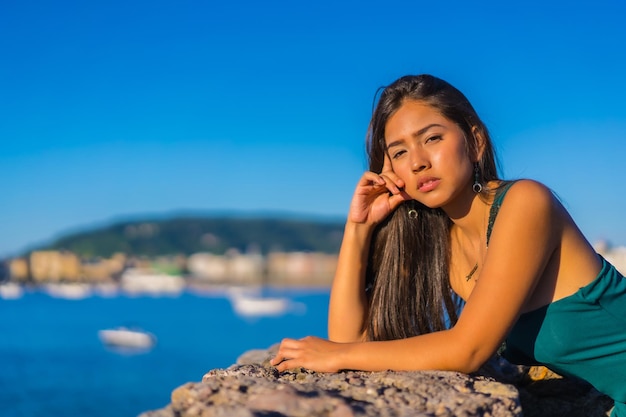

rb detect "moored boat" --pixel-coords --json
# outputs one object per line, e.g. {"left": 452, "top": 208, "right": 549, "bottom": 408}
{"left": 0, "top": 282, "right": 23, "bottom": 299}
{"left": 227, "top": 289, "right": 290, "bottom": 317}
{"left": 98, "top": 327, "right": 157, "bottom": 349}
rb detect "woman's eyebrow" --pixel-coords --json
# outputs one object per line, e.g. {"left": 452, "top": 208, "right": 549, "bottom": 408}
{"left": 386, "top": 123, "right": 445, "bottom": 149}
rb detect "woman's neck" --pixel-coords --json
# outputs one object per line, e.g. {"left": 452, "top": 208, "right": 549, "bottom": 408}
{"left": 444, "top": 181, "right": 498, "bottom": 243}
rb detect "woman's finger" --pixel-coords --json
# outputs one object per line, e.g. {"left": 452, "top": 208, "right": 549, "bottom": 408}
{"left": 359, "top": 171, "right": 385, "bottom": 188}
{"left": 270, "top": 338, "right": 299, "bottom": 365}
{"left": 389, "top": 190, "right": 412, "bottom": 209}
{"left": 378, "top": 174, "right": 402, "bottom": 195}
{"left": 275, "top": 358, "right": 299, "bottom": 372}
{"left": 381, "top": 153, "right": 405, "bottom": 190}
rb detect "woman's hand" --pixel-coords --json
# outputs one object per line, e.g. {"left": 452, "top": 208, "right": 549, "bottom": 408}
{"left": 270, "top": 336, "right": 349, "bottom": 373}
{"left": 348, "top": 155, "right": 411, "bottom": 225}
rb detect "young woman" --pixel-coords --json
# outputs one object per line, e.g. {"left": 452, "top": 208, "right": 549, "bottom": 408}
{"left": 270, "top": 74, "right": 626, "bottom": 416}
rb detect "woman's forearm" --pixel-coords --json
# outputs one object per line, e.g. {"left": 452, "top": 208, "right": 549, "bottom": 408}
{"left": 337, "top": 329, "right": 479, "bottom": 374}
{"left": 327, "top": 221, "right": 374, "bottom": 342}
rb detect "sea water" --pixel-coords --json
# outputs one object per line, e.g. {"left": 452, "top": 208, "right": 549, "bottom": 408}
{"left": 0, "top": 286, "right": 330, "bottom": 417}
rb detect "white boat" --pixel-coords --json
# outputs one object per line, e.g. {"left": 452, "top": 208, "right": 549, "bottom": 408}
{"left": 98, "top": 327, "right": 156, "bottom": 349}
{"left": 228, "top": 290, "right": 290, "bottom": 318}
{"left": 0, "top": 282, "right": 23, "bottom": 299}
{"left": 44, "top": 283, "right": 92, "bottom": 299}
{"left": 120, "top": 269, "right": 185, "bottom": 296}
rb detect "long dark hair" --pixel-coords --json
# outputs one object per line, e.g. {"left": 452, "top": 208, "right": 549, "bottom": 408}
{"left": 364, "top": 74, "right": 500, "bottom": 341}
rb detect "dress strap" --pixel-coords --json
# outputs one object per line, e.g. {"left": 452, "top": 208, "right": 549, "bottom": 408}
{"left": 486, "top": 181, "right": 516, "bottom": 245}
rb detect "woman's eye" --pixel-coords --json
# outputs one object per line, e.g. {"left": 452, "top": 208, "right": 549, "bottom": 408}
{"left": 392, "top": 150, "right": 406, "bottom": 159}
{"left": 426, "top": 135, "right": 442, "bottom": 143}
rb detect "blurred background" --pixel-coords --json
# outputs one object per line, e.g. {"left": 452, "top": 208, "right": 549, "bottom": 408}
{"left": 2, "top": 0, "right": 626, "bottom": 257}
{"left": 1, "top": 1, "right": 625, "bottom": 416}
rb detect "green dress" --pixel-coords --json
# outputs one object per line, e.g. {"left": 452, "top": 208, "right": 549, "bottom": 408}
{"left": 489, "top": 182, "right": 626, "bottom": 416}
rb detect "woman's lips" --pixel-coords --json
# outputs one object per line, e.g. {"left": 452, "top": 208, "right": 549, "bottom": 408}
{"left": 418, "top": 178, "right": 440, "bottom": 192}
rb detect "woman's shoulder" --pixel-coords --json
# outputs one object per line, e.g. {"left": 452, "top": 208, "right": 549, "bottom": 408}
{"left": 500, "top": 179, "right": 555, "bottom": 200}
{"left": 497, "top": 179, "right": 558, "bottom": 216}
{"left": 486, "top": 179, "right": 564, "bottom": 258}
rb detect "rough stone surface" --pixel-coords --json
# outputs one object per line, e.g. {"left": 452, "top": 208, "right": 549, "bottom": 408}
{"left": 140, "top": 345, "right": 613, "bottom": 417}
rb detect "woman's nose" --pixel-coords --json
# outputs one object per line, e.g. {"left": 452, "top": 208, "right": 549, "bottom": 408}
{"left": 411, "top": 150, "right": 429, "bottom": 172}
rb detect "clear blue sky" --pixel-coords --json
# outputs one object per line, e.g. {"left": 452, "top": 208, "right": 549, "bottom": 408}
{"left": 2, "top": 0, "right": 626, "bottom": 257}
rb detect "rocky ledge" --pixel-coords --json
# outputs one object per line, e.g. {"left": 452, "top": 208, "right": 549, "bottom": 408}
{"left": 141, "top": 345, "right": 613, "bottom": 417}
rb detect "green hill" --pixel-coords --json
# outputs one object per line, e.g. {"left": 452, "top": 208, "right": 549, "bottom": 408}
{"left": 43, "top": 216, "right": 345, "bottom": 258}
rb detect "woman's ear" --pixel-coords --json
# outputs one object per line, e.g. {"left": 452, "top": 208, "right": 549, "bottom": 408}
{"left": 471, "top": 126, "right": 486, "bottom": 162}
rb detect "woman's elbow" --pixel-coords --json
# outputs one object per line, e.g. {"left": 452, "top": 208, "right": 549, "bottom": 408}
{"left": 448, "top": 335, "right": 494, "bottom": 373}
{"left": 459, "top": 352, "right": 488, "bottom": 374}
{"left": 445, "top": 352, "right": 485, "bottom": 374}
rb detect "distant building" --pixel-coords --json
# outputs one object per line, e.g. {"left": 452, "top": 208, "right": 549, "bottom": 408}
{"left": 8, "top": 258, "right": 29, "bottom": 282}
{"left": 188, "top": 253, "right": 229, "bottom": 281}
{"left": 30, "top": 251, "right": 81, "bottom": 283}
{"left": 3, "top": 244, "right": 341, "bottom": 286}
{"left": 228, "top": 251, "right": 265, "bottom": 284}
{"left": 187, "top": 250, "right": 264, "bottom": 284}
{"left": 267, "top": 252, "right": 337, "bottom": 286}
{"left": 81, "top": 253, "right": 126, "bottom": 282}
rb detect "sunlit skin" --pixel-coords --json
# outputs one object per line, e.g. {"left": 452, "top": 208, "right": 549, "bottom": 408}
{"left": 270, "top": 99, "right": 602, "bottom": 374}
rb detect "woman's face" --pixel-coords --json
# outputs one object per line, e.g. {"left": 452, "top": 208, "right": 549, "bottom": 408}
{"left": 384, "top": 99, "right": 474, "bottom": 209}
